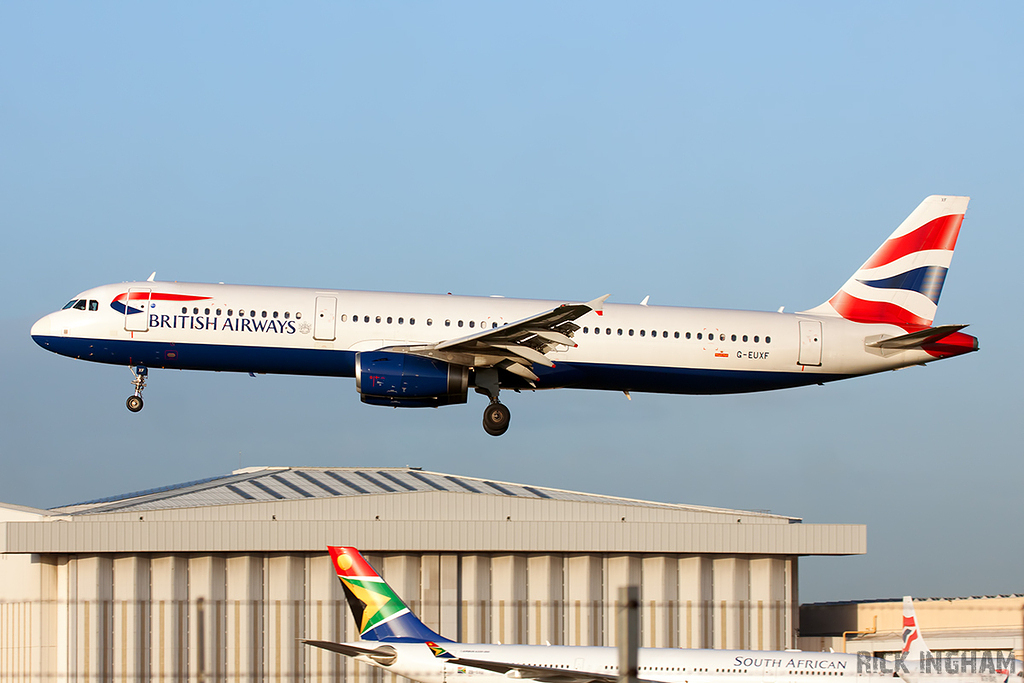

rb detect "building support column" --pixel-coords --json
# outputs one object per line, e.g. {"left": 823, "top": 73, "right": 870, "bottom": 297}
{"left": 527, "top": 555, "right": 563, "bottom": 645}
{"left": 491, "top": 555, "right": 527, "bottom": 645}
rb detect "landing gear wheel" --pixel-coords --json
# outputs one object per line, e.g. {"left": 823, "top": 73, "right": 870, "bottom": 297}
{"left": 482, "top": 402, "right": 511, "bottom": 436}
{"left": 127, "top": 365, "right": 148, "bottom": 413}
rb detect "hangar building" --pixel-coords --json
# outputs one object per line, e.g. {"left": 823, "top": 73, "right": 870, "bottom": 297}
{"left": 0, "top": 466, "right": 866, "bottom": 682}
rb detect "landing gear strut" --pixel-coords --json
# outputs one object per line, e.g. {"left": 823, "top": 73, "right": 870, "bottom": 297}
{"left": 126, "top": 365, "right": 148, "bottom": 412}
{"left": 475, "top": 368, "right": 510, "bottom": 436}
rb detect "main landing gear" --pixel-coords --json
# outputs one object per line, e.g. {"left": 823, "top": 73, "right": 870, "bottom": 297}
{"left": 475, "top": 368, "right": 511, "bottom": 436}
{"left": 126, "top": 365, "right": 148, "bottom": 412}
{"left": 482, "top": 400, "right": 511, "bottom": 437}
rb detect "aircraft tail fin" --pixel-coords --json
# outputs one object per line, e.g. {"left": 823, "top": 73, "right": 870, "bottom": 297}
{"left": 804, "top": 196, "right": 969, "bottom": 329}
{"left": 901, "top": 596, "right": 931, "bottom": 662}
{"left": 328, "top": 546, "right": 450, "bottom": 643}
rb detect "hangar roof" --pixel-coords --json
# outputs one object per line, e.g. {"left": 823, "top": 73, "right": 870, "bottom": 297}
{"left": 1, "top": 467, "right": 866, "bottom": 557}
{"left": 49, "top": 466, "right": 796, "bottom": 519}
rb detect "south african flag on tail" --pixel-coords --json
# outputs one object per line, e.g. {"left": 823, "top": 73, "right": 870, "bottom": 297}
{"left": 328, "top": 546, "right": 450, "bottom": 643}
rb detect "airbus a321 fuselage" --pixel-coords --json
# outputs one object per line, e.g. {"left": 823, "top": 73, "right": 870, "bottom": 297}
{"left": 31, "top": 196, "right": 978, "bottom": 435}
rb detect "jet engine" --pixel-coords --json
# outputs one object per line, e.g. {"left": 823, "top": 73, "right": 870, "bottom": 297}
{"left": 355, "top": 352, "right": 469, "bottom": 408}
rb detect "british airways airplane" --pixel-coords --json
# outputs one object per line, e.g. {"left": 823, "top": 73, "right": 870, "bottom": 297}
{"left": 30, "top": 195, "right": 977, "bottom": 436}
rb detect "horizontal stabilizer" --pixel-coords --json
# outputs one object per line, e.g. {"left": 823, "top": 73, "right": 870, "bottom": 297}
{"left": 301, "top": 641, "right": 397, "bottom": 665}
{"left": 866, "top": 324, "right": 969, "bottom": 349}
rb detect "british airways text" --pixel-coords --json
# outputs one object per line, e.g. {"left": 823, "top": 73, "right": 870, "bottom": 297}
{"left": 148, "top": 314, "right": 297, "bottom": 334}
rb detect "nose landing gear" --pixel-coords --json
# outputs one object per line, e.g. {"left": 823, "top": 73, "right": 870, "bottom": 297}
{"left": 126, "top": 365, "right": 148, "bottom": 412}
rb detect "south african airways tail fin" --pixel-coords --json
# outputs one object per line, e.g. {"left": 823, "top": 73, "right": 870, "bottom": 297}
{"left": 328, "top": 546, "right": 450, "bottom": 643}
{"left": 804, "top": 195, "right": 969, "bottom": 330}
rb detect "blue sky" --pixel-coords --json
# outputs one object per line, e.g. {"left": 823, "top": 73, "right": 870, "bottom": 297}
{"left": 2, "top": 2, "right": 1021, "bottom": 602}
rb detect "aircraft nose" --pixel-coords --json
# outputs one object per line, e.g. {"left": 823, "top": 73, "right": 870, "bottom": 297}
{"left": 30, "top": 314, "right": 52, "bottom": 342}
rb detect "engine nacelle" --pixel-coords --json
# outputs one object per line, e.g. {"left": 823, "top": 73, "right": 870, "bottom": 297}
{"left": 355, "top": 352, "right": 469, "bottom": 408}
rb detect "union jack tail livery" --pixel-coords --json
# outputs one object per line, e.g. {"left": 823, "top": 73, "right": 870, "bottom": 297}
{"left": 807, "top": 195, "right": 968, "bottom": 330}
{"left": 328, "top": 546, "right": 449, "bottom": 643}
{"left": 901, "top": 595, "right": 931, "bottom": 661}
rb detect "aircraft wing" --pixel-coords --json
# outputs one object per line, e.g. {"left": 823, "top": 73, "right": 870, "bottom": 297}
{"left": 444, "top": 656, "right": 646, "bottom": 683}
{"left": 385, "top": 294, "right": 610, "bottom": 384}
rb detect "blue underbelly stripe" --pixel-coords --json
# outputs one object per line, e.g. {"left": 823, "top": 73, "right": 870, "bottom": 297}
{"left": 31, "top": 336, "right": 850, "bottom": 395}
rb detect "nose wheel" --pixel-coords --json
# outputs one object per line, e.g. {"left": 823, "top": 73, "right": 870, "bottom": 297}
{"left": 127, "top": 365, "right": 148, "bottom": 413}
{"left": 482, "top": 400, "right": 511, "bottom": 436}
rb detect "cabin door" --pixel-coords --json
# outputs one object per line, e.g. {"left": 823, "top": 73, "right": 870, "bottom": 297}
{"left": 124, "top": 288, "right": 151, "bottom": 332}
{"left": 798, "top": 320, "right": 822, "bottom": 366}
{"left": 313, "top": 296, "right": 338, "bottom": 341}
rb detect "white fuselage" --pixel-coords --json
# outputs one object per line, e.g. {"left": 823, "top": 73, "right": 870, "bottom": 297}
{"left": 347, "top": 641, "right": 896, "bottom": 683}
{"left": 31, "top": 280, "right": 946, "bottom": 396}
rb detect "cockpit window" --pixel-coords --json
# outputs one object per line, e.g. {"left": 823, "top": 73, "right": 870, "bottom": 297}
{"left": 62, "top": 300, "right": 78, "bottom": 310}
{"left": 88, "top": 300, "right": 98, "bottom": 311}
{"left": 73, "top": 300, "right": 87, "bottom": 310}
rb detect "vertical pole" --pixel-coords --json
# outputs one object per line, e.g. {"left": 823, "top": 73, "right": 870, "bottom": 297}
{"left": 618, "top": 586, "right": 639, "bottom": 683}
{"left": 197, "top": 597, "right": 206, "bottom": 683}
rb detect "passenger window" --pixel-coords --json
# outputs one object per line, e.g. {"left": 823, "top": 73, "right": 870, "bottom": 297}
{"left": 639, "top": 330, "right": 645, "bottom": 337}
{"left": 628, "top": 329, "right": 634, "bottom": 336}
{"left": 766, "top": 336, "right": 771, "bottom": 343}
{"left": 182, "top": 307, "right": 188, "bottom": 314}
{"left": 250, "top": 310, "right": 256, "bottom": 317}
{"left": 341, "top": 314, "right": 348, "bottom": 322}
{"left": 398, "top": 317, "right": 404, "bottom": 324}
{"left": 663, "top": 331, "right": 668, "bottom": 338}
{"left": 363, "top": 315, "right": 368, "bottom": 322}
{"left": 605, "top": 328, "right": 611, "bottom": 335}
{"left": 445, "top": 320, "right": 451, "bottom": 327}
{"left": 731, "top": 334, "right": 736, "bottom": 341}
{"left": 469, "top": 321, "right": 475, "bottom": 328}
{"left": 74, "top": 300, "right": 87, "bottom": 310}
{"left": 89, "top": 300, "right": 99, "bottom": 311}
{"left": 617, "top": 329, "right": 623, "bottom": 336}
{"left": 284, "top": 311, "right": 290, "bottom": 319}
{"left": 427, "top": 319, "right": 432, "bottom": 326}
{"left": 754, "top": 336, "right": 759, "bottom": 343}
{"left": 697, "top": 333, "right": 702, "bottom": 340}
{"left": 216, "top": 309, "right": 222, "bottom": 316}
{"left": 376, "top": 316, "right": 381, "bottom": 323}
{"left": 296, "top": 312, "right": 302, "bottom": 319}
{"left": 205, "top": 308, "right": 211, "bottom": 315}
{"left": 719, "top": 334, "right": 725, "bottom": 341}
{"left": 262, "top": 311, "right": 268, "bottom": 318}
{"left": 458, "top": 320, "right": 464, "bottom": 327}
{"left": 583, "top": 327, "right": 589, "bottom": 334}
{"left": 742, "top": 335, "right": 748, "bottom": 342}
{"left": 193, "top": 307, "right": 199, "bottom": 314}
{"left": 387, "top": 316, "right": 393, "bottom": 324}
{"left": 410, "top": 318, "right": 415, "bottom": 325}
{"left": 228, "top": 309, "right": 234, "bottom": 316}
{"left": 492, "top": 322, "right": 497, "bottom": 328}
{"left": 273, "top": 311, "right": 278, "bottom": 319}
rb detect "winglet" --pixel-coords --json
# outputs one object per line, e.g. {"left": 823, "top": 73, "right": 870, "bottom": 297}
{"left": 586, "top": 294, "right": 611, "bottom": 317}
{"left": 147, "top": 272, "right": 156, "bottom": 282}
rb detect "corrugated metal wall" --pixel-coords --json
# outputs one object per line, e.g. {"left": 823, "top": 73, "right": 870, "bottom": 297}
{"left": 0, "top": 550, "right": 797, "bottom": 682}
